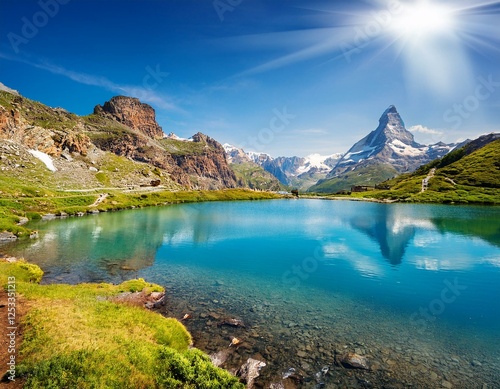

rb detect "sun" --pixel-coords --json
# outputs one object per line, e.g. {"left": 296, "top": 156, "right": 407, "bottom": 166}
{"left": 390, "top": 0, "right": 456, "bottom": 42}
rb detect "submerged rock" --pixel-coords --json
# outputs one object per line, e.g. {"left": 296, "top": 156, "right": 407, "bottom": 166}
{"left": 210, "top": 349, "right": 232, "bottom": 367}
{"left": 336, "top": 352, "right": 370, "bottom": 370}
{"left": 218, "top": 317, "right": 246, "bottom": 328}
{"left": 230, "top": 337, "right": 243, "bottom": 347}
{"left": 237, "top": 358, "right": 266, "bottom": 389}
{"left": 180, "top": 313, "right": 192, "bottom": 321}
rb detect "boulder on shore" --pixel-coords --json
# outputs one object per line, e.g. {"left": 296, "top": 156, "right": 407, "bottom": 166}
{"left": 0, "top": 231, "right": 17, "bottom": 242}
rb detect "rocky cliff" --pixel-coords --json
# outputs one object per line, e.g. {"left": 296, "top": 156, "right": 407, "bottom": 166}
{"left": 93, "top": 96, "right": 164, "bottom": 139}
{"left": 89, "top": 98, "right": 237, "bottom": 189}
{"left": 170, "top": 133, "right": 237, "bottom": 189}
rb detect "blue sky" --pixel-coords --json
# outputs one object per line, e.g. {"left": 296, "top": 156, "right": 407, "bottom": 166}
{"left": 1, "top": 0, "right": 499, "bottom": 156}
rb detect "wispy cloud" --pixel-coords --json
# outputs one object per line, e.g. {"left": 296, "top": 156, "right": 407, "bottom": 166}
{"left": 408, "top": 124, "right": 445, "bottom": 144}
{"left": 0, "top": 51, "right": 183, "bottom": 113}
{"left": 408, "top": 125, "right": 443, "bottom": 136}
{"left": 292, "top": 128, "right": 329, "bottom": 135}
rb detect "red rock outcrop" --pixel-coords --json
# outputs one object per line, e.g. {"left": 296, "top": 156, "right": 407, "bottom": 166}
{"left": 93, "top": 97, "right": 238, "bottom": 189}
{"left": 93, "top": 96, "right": 164, "bottom": 139}
{"left": 172, "top": 133, "right": 237, "bottom": 189}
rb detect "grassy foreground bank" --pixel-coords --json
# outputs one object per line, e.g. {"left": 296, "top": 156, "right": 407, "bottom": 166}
{"left": 0, "top": 188, "right": 281, "bottom": 237}
{"left": 0, "top": 259, "right": 244, "bottom": 388}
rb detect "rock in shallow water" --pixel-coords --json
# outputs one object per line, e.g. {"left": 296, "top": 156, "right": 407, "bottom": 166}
{"left": 337, "top": 352, "right": 370, "bottom": 370}
{"left": 218, "top": 317, "right": 246, "bottom": 328}
{"left": 237, "top": 358, "right": 266, "bottom": 388}
{"left": 210, "top": 349, "right": 231, "bottom": 367}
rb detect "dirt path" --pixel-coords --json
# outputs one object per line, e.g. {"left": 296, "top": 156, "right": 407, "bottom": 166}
{"left": 421, "top": 168, "right": 436, "bottom": 192}
{"left": 88, "top": 193, "right": 108, "bottom": 208}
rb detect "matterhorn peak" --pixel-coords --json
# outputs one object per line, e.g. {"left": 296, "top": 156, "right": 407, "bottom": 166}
{"left": 383, "top": 105, "right": 398, "bottom": 114}
{"left": 377, "top": 105, "right": 405, "bottom": 132}
{"left": 370, "top": 105, "right": 414, "bottom": 146}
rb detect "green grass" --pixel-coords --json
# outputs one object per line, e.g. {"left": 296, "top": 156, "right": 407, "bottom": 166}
{"left": 1, "top": 260, "right": 243, "bottom": 388}
{"left": 0, "top": 90, "right": 16, "bottom": 110}
{"left": 308, "top": 163, "right": 398, "bottom": 193}
{"left": 438, "top": 140, "right": 500, "bottom": 188}
{"left": 230, "top": 162, "right": 283, "bottom": 191}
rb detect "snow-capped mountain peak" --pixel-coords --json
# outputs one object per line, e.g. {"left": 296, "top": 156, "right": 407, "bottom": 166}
{"left": 326, "top": 105, "right": 458, "bottom": 179}
{"left": 164, "top": 132, "right": 193, "bottom": 142}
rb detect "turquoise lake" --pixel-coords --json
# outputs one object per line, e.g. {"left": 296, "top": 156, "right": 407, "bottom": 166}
{"left": 5, "top": 199, "right": 500, "bottom": 387}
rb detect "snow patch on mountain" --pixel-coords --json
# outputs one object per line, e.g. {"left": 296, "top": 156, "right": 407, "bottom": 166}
{"left": 389, "top": 139, "right": 427, "bottom": 157}
{"left": 223, "top": 143, "right": 239, "bottom": 153}
{"left": 29, "top": 149, "right": 57, "bottom": 172}
{"left": 296, "top": 154, "right": 335, "bottom": 175}
{"left": 341, "top": 146, "right": 376, "bottom": 164}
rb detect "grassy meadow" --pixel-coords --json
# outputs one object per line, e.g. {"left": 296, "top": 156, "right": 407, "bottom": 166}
{"left": 0, "top": 260, "right": 244, "bottom": 388}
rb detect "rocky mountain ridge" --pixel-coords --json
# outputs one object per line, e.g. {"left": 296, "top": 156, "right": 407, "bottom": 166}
{"left": 0, "top": 89, "right": 237, "bottom": 190}
{"left": 329, "top": 106, "right": 456, "bottom": 176}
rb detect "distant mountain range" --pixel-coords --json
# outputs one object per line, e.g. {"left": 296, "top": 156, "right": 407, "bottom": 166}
{"left": 224, "top": 144, "right": 342, "bottom": 190}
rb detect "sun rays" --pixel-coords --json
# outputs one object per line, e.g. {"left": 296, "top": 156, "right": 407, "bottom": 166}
{"left": 232, "top": 0, "right": 500, "bottom": 99}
